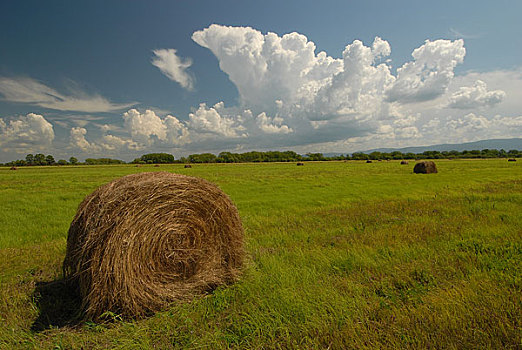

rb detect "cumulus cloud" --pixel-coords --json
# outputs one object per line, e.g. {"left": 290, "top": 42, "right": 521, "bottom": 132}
{"left": 385, "top": 39, "right": 466, "bottom": 103}
{"left": 255, "top": 112, "right": 293, "bottom": 134}
{"left": 152, "top": 49, "right": 195, "bottom": 90}
{"left": 69, "top": 127, "right": 142, "bottom": 154}
{"left": 448, "top": 80, "right": 505, "bottom": 109}
{"left": 0, "top": 113, "right": 54, "bottom": 152}
{"left": 192, "top": 25, "right": 343, "bottom": 111}
{"left": 191, "top": 25, "right": 469, "bottom": 149}
{"left": 0, "top": 77, "right": 137, "bottom": 112}
{"left": 123, "top": 109, "right": 167, "bottom": 144}
{"left": 188, "top": 102, "right": 247, "bottom": 137}
{"left": 100, "top": 134, "right": 141, "bottom": 151}
{"left": 70, "top": 127, "right": 101, "bottom": 152}
{"left": 122, "top": 109, "right": 190, "bottom": 146}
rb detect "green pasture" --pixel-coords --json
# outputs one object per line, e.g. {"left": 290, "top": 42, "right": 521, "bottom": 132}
{"left": 0, "top": 159, "right": 520, "bottom": 349}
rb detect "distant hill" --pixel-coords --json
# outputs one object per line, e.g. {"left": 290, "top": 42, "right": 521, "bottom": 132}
{"left": 360, "top": 138, "right": 522, "bottom": 154}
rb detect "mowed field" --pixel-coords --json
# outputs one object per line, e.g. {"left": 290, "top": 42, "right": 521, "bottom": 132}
{"left": 0, "top": 159, "right": 520, "bottom": 349}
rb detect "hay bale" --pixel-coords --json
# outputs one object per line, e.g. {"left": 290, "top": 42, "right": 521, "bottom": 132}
{"left": 508, "top": 158, "right": 516, "bottom": 162}
{"left": 296, "top": 162, "right": 304, "bottom": 166}
{"left": 413, "top": 161, "right": 438, "bottom": 174}
{"left": 366, "top": 160, "right": 372, "bottom": 163}
{"left": 9, "top": 166, "right": 17, "bottom": 170}
{"left": 63, "top": 172, "right": 244, "bottom": 320}
{"left": 184, "top": 164, "right": 192, "bottom": 168}
{"left": 400, "top": 161, "right": 409, "bottom": 165}
{"left": 154, "top": 164, "right": 160, "bottom": 167}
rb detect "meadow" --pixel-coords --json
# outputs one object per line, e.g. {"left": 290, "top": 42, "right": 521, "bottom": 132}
{"left": 0, "top": 159, "right": 520, "bottom": 349}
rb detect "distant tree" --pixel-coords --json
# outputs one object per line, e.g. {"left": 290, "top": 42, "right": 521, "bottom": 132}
{"left": 305, "top": 153, "right": 326, "bottom": 161}
{"left": 34, "top": 153, "right": 46, "bottom": 165}
{"left": 390, "top": 151, "right": 404, "bottom": 160}
{"left": 57, "top": 159, "right": 68, "bottom": 165}
{"left": 45, "top": 155, "right": 56, "bottom": 165}
{"left": 217, "top": 152, "right": 239, "bottom": 163}
{"left": 368, "top": 152, "right": 382, "bottom": 160}
{"left": 85, "top": 158, "right": 125, "bottom": 165}
{"left": 188, "top": 153, "right": 217, "bottom": 163}
{"left": 69, "top": 156, "right": 78, "bottom": 165}
{"left": 25, "top": 154, "right": 34, "bottom": 165}
{"left": 138, "top": 153, "right": 175, "bottom": 164}
{"left": 351, "top": 152, "right": 369, "bottom": 160}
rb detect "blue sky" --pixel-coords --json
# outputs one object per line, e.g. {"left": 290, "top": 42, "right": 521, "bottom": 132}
{"left": 1, "top": 0, "right": 521, "bottom": 161}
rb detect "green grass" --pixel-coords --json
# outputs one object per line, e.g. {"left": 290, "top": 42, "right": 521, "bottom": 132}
{"left": 0, "top": 159, "right": 520, "bottom": 349}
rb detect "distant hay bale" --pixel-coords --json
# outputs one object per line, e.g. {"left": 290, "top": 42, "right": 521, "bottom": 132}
{"left": 63, "top": 172, "right": 244, "bottom": 320}
{"left": 400, "top": 161, "right": 409, "bottom": 165}
{"left": 413, "top": 161, "right": 438, "bottom": 174}
{"left": 508, "top": 158, "right": 516, "bottom": 162}
{"left": 9, "top": 166, "right": 17, "bottom": 170}
{"left": 296, "top": 162, "right": 304, "bottom": 166}
{"left": 154, "top": 164, "right": 160, "bottom": 167}
{"left": 366, "top": 160, "right": 372, "bottom": 163}
{"left": 135, "top": 164, "right": 141, "bottom": 167}
{"left": 184, "top": 164, "right": 192, "bottom": 168}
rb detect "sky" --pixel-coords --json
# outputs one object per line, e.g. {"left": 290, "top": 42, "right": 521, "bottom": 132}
{"left": 1, "top": 0, "right": 521, "bottom": 162}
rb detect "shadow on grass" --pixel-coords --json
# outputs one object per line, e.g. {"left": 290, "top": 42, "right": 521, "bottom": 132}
{"left": 31, "top": 279, "right": 83, "bottom": 332}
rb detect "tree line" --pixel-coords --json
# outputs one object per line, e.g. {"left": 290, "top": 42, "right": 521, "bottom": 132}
{"left": 2, "top": 148, "right": 521, "bottom": 167}
{"left": 2, "top": 154, "right": 125, "bottom": 167}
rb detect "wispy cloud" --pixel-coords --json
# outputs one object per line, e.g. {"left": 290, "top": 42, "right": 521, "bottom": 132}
{"left": 152, "top": 49, "right": 195, "bottom": 90}
{"left": 449, "top": 28, "right": 480, "bottom": 40}
{"left": 0, "top": 77, "right": 137, "bottom": 113}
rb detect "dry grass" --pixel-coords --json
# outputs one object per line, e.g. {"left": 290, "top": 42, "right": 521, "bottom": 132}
{"left": 63, "top": 172, "right": 244, "bottom": 320}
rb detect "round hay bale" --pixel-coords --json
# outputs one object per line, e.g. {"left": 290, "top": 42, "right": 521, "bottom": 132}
{"left": 63, "top": 172, "right": 244, "bottom": 320}
{"left": 184, "top": 164, "right": 192, "bottom": 168}
{"left": 154, "top": 164, "right": 160, "bottom": 167}
{"left": 413, "top": 161, "right": 438, "bottom": 174}
{"left": 508, "top": 158, "right": 516, "bottom": 162}
{"left": 9, "top": 166, "right": 17, "bottom": 170}
{"left": 366, "top": 160, "right": 372, "bottom": 163}
{"left": 400, "top": 161, "right": 409, "bottom": 165}
{"left": 296, "top": 162, "right": 304, "bottom": 166}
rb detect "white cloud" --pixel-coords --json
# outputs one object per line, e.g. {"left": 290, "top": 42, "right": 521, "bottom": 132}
{"left": 123, "top": 109, "right": 167, "bottom": 144}
{"left": 188, "top": 102, "right": 246, "bottom": 137}
{"left": 0, "top": 113, "right": 54, "bottom": 153}
{"left": 152, "top": 49, "right": 194, "bottom": 90}
{"left": 122, "top": 108, "right": 191, "bottom": 146}
{"left": 100, "top": 134, "right": 141, "bottom": 151}
{"left": 255, "top": 112, "right": 292, "bottom": 134}
{"left": 0, "top": 77, "right": 137, "bottom": 112}
{"left": 311, "top": 37, "right": 395, "bottom": 121}
{"left": 69, "top": 127, "right": 142, "bottom": 154}
{"left": 191, "top": 25, "right": 471, "bottom": 149}
{"left": 164, "top": 115, "right": 191, "bottom": 145}
{"left": 192, "top": 24, "right": 344, "bottom": 110}
{"left": 69, "top": 127, "right": 101, "bottom": 153}
{"left": 448, "top": 80, "right": 505, "bottom": 109}
{"left": 385, "top": 39, "right": 466, "bottom": 103}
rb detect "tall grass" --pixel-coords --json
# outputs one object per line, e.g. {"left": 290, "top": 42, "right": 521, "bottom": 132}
{"left": 0, "top": 159, "right": 520, "bottom": 349}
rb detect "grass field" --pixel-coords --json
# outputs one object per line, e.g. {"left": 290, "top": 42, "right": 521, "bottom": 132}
{"left": 0, "top": 159, "right": 520, "bottom": 349}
